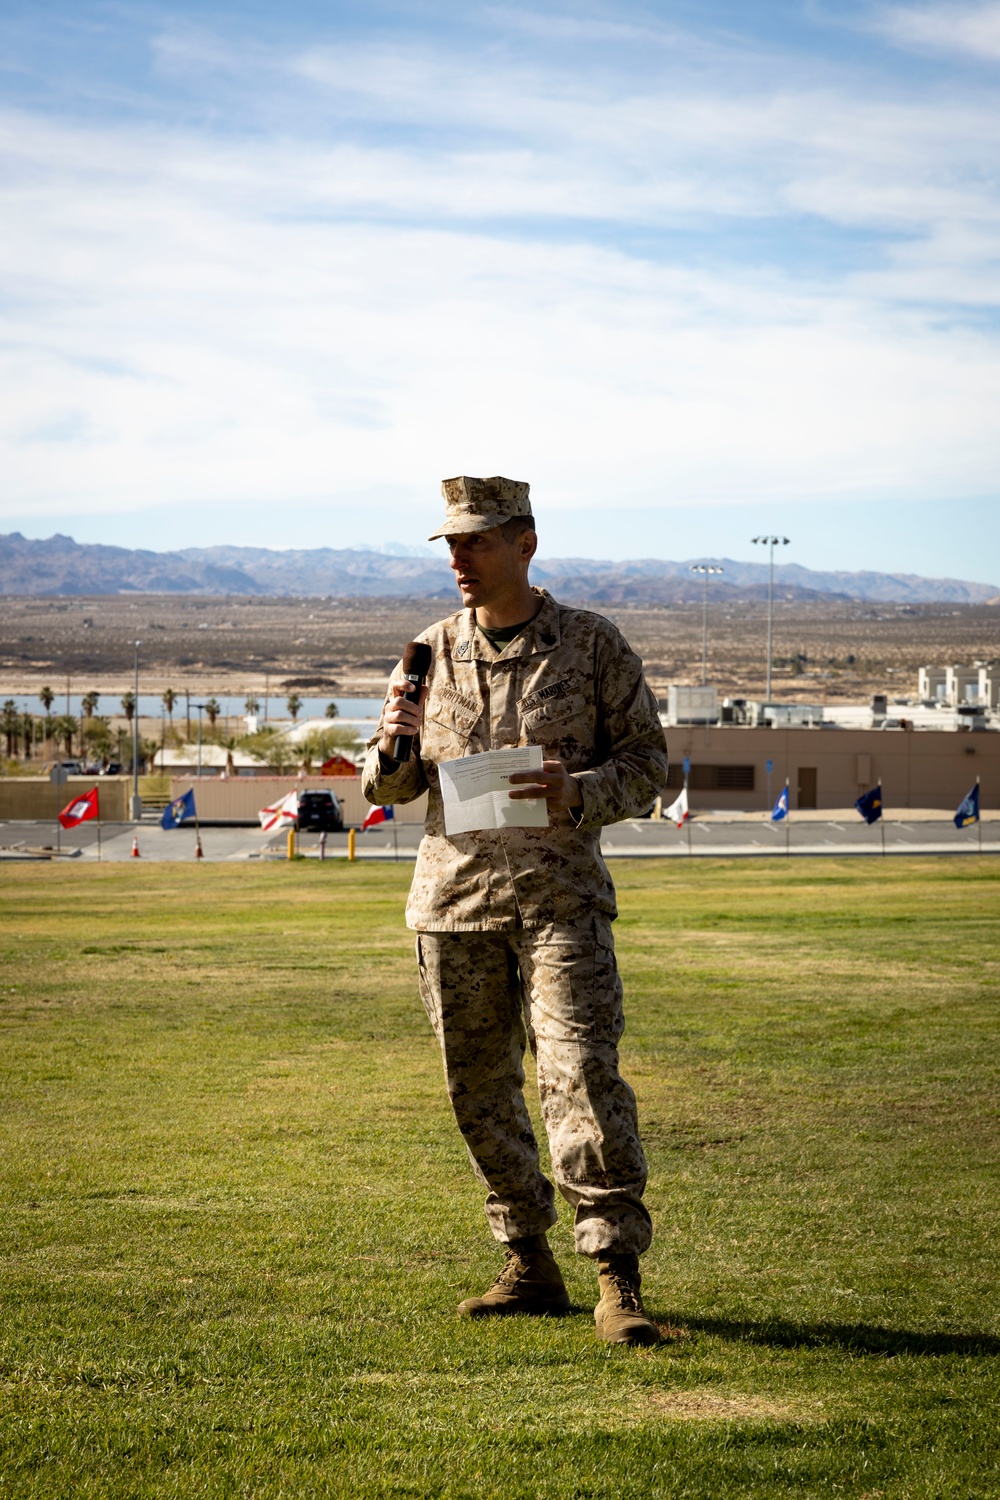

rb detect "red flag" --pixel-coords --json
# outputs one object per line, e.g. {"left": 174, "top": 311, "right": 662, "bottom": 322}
{"left": 59, "top": 787, "right": 100, "bottom": 829}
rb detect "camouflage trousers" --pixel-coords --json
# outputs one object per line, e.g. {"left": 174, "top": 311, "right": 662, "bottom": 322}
{"left": 415, "top": 917, "right": 652, "bottom": 1257}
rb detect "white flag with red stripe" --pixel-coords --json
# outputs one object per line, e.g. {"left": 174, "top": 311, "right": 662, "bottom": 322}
{"left": 258, "top": 790, "right": 299, "bottom": 832}
{"left": 664, "top": 786, "right": 689, "bottom": 826}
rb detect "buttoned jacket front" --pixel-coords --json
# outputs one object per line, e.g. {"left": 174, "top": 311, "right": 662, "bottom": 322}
{"left": 362, "top": 588, "right": 668, "bottom": 932}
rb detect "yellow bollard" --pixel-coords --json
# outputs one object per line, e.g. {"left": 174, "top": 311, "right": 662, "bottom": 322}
{"left": 287, "top": 827, "right": 296, "bottom": 861}
{"left": 348, "top": 827, "right": 356, "bottom": 862}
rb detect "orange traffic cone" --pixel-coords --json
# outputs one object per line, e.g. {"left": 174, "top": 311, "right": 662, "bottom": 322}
{"left": 131, "top": 836, "right": 140, "bottom": 858}
{"left": 195, "top": 838, "right": 203, "bottom": 860}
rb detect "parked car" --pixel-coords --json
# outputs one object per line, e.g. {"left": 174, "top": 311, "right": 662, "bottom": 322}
{"left": 296, "top": 790, "right": 344, "bottom": 832}
{"left": 101, "top": 762, "right": 123, "bottom": 775}
{"left": 60, "top": 759, "right": 84, "bottom": 776}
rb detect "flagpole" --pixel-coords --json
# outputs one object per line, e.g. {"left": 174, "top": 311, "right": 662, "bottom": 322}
{"left": 977, "top": 775, "right": 982, "bottom": 855}
{"left": 96, "top": 789, "right": 102, "bottom": 863}
{"left": 880, "top": 786, "right": 885, "bottom": 858}
{"left": 392, "top": 811, "right": 398, "bottom": 863}
{"left": 684, "top": 776, "right": 692, "bottom": 856}
{"left": 785, "top": 778, "right": 790, "bottom": 857}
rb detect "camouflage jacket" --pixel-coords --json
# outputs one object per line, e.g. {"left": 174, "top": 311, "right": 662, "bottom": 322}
{"left": 362, "top": 588, "right": 668, "bottom": 932}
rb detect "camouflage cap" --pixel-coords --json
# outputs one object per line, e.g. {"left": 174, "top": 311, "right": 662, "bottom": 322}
{"left": 428, "top": 475, "right": 532, "bottom": 541}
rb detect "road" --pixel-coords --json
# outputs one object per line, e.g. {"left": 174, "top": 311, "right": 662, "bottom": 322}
{"left": 1, "top": 815, "right": 994, "bottom": 861}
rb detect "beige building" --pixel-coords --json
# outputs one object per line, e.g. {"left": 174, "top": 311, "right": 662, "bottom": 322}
{"left": 174, "top": 729, "right": 995, "bottom": 820}
{"left": 663, "top": 726, "right": 996, "bottom": 812}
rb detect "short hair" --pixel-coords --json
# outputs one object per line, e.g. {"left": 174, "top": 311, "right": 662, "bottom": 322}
{"left": 499, "top": 515, "right": 535, "bottom": 544}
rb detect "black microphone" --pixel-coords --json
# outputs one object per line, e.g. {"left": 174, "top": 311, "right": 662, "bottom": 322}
{"left": 392, "top": 641, "right": 432, "bottom": 762}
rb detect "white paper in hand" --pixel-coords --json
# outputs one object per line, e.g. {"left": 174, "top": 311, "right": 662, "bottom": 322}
{"left": 438, "top": 746, "right": 549, "bottom": 835}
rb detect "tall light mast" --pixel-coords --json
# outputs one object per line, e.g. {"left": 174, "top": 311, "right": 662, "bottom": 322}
{"left": 689, "top": 565, "right": 724, "bottom": 686}
{"left": 750, "top": 537, "right": 790, "bottom": 702}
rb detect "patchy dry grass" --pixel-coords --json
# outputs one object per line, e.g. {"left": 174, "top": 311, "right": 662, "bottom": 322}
{"left": 1, "top": 859, "right": 998, "bottom": 1497}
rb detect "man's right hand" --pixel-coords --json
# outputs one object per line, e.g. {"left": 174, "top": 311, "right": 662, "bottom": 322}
{"left": 378, "top": 681, "right": 428, "bottom": 758}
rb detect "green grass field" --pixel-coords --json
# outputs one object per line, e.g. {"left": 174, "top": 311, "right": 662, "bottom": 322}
{"left": 2, "top": 859, "right": 998, "bottom": 1499}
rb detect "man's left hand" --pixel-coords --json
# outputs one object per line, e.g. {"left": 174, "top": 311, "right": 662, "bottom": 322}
{"left": 508, "top": 759, "right": 583, "bottom": 813}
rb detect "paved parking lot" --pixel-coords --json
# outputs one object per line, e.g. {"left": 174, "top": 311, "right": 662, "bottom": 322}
{"left": 2, "top": 813, "right": 994, "bottom": 861}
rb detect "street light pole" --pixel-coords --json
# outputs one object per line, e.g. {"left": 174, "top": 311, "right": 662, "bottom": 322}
{"left": 193, "top": 704, "right": 205, "bottom": 778}
{"left": 751, "top": 537, "right": 789, "bottom": 702}
{"left": 690, "top": 565, "right": 724, "bottom": 686}
{"left": 131, "top": 640, "right": 142, "bottom": 820}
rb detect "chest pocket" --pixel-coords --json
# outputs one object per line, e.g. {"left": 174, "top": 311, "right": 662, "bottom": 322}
{"left": 421, "top": 693, "right": 482, "bottom": 761}
{"left": 518, "top": 690, "right": 592, "bottom": 758}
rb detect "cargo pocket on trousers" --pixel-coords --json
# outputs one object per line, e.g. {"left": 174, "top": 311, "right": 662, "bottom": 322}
{"left": 593, "top": 925, "right": 625, "bottom": 1045}
{"left": 415, "top": 935, "right": 442, "bottom": 1041}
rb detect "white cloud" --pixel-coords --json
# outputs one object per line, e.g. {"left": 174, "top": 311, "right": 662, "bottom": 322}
{"left": 877, "top": 3, "right": 1000, "bottom": 61}
{"left": 2, "top": 15, "right": 1000, "bottom": 535}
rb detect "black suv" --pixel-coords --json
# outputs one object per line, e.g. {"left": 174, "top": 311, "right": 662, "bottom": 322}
{"left": 297, "top": 790, "right": 344, "bottom": 832}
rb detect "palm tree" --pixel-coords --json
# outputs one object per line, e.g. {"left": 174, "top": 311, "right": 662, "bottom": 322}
{"left": 1, "top": 700, "right": 19, "bottom": 757}
{"left": 39, "top": 685, "right": 55, "bottom": 728}
{"left": 219, "top": 735, "right": 239, "bottom": 776}
{"left": 83, "top": 716, "right": 112, "bottom": 763}
{"left": 21, "top": 712, "right": 35, "bottom": 759}
{"left": 52, "top": 715, "right": 78, "bottom": 757}
{"left": 287, "top": 692, "right": 302, "bottom": 722}
{"left": 325, "top": 701, "right": 339, "bottom": 719}
{"left": 205, "top": 697, "right": 221, "bottom": 729}
{"left": 120, "top": 692, "right": 136, "bottom": 770}
{"left": 81, "top": 690, "right": 100, "bottom": 722}
{"left": 245, "top": 693, "right": 259, "bottom": 717}
{"left": 162, "top": 687, "right": 177, "bottom": 731}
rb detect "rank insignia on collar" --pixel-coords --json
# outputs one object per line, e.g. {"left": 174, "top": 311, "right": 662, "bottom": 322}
{"left": 455, "top": 640, "right": 470, "bottom": 658}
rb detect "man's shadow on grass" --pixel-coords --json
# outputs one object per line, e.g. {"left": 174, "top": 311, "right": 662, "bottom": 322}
{"left": 675, "top": 1317, "right": 1000, "bottom": 1358}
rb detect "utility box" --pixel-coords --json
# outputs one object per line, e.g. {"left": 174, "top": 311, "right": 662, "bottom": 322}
{"left": 918, "top": 664, "right": 997, "bottom": 708}
{"left": 752, "top": 703, "right": 826, "bottom": 728}
{"left": 918, "top": 666, "right": 947, "bottom": 702}
{"left": 666, "top": 686, "right": 719, "bottom": 725}
{"left": 946, "top": 666, "right": 981, "bottom": 705}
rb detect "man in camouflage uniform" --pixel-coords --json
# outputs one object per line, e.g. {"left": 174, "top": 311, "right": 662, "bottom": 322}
{"left": 362, "top": 476, "right": 668, "bottom": 1346}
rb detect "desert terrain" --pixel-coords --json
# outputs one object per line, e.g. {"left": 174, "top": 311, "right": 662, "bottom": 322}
{"left": 1, "top": 592, "right": 996, "bottom": 708}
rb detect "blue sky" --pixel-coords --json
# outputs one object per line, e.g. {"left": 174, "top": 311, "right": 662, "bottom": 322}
{"left": 2, "top": 1, "right": 999, "bottom": 580}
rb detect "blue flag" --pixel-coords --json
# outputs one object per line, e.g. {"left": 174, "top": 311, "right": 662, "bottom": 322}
{"left": 771, "top": 784, "right": 789, "bottom": 822}
{"left": 161, "top": 788, "right": 196, "bottom": 829}
{"left": 856, "top": 785, "right": 883, "bottom": 824}
{"left": 954, "top": 783, "right": 980, "bottom": 828}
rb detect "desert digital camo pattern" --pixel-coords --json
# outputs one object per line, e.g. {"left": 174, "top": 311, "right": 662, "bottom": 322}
{"left": 362, "top": 588, "right": 669, "bottom": 932}
{"left": 427, "top": 474, "right": 533, "bottom": 539}
{"left": 416, "top": 917, "right": 653, "bottom": 1255}
{"left": 364, "top": 585, "right": 666, "bottom": 1254}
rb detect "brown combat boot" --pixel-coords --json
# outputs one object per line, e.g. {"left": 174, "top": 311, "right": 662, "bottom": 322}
{"left": 594, "top": 1252, "right": 663, "bottom": 1346}
{"left": 457, "top": 1234, "right": 570, "bottom": 1319}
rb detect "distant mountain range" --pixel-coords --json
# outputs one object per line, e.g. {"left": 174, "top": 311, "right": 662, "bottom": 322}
{"left": 1, "top": 531, "right": 997, "bottom": 605}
